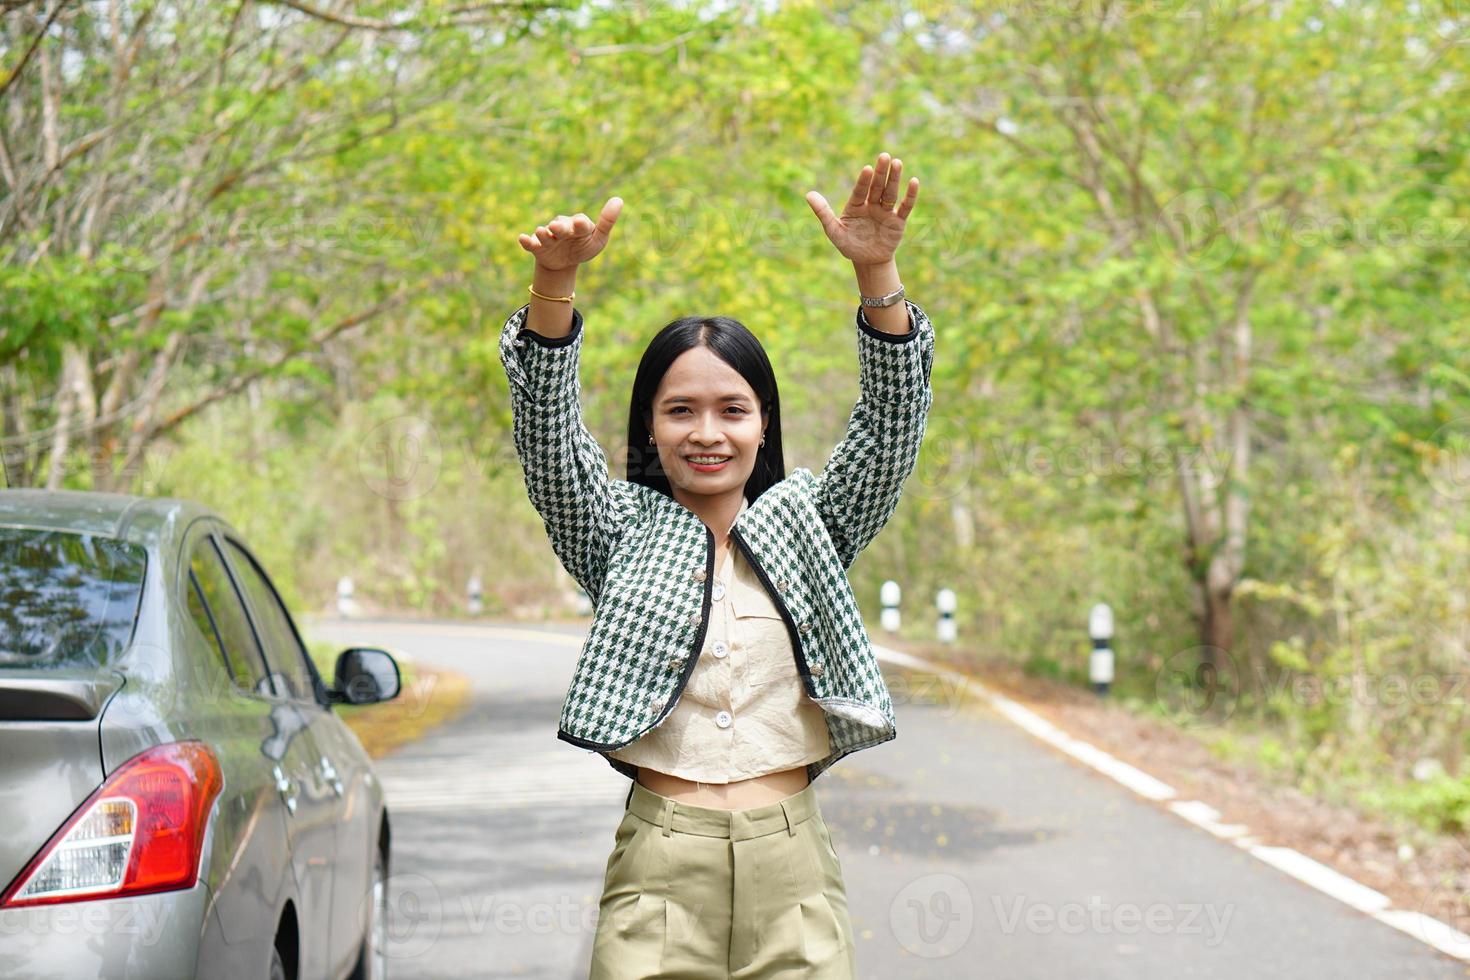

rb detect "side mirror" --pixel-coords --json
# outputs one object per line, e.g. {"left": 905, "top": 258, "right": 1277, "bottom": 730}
{"left": 330, "top": 647, "right": 401, "bottom": 705}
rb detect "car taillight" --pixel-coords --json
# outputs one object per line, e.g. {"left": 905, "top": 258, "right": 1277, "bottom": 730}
{"left": 0, "top": 741, "right": 223, "bottom": 908}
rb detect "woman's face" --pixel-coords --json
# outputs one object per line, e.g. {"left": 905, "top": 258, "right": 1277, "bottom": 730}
{"left": 649, "top": 345, "right": 766, "bottom": 503}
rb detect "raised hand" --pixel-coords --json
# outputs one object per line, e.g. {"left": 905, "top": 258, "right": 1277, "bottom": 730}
{"left": 804, "top": 152, "right": 919, "bottom": 267}
{"left": 518, "top": 196, "right": 624, "bottom": 271}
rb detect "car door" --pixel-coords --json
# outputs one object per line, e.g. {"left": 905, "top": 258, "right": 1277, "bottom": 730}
{"left": 218, "top": 534, "right": 365, "bottom": 980}
{"left": 214, "top": 533, "right": 341, "bottom": 980}
{"left": 179, "top": 523, "right": 300, "bottom": 961}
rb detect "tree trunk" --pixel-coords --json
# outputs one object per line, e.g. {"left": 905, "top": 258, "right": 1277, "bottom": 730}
{"left": 43, "top": 354, "right": 79, "bottom": 490}
{"left": 1199, "top": 582, "right": 1234, "bottom": 664}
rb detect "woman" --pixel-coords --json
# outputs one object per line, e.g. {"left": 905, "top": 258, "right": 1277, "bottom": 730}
{"left": 500, "top": 151, "right": 933, "bottom": 978}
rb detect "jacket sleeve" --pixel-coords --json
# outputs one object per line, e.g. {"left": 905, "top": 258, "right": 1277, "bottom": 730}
{"left": 499, "top": 301, "right": 642, "bottom": 605}
{"left": 813, "top": 298, "right": 935, "bottom": 571}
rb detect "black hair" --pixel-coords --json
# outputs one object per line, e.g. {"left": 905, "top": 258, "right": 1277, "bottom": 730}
{"left": 623, "top": 315, "right": 786, "bottom": 502}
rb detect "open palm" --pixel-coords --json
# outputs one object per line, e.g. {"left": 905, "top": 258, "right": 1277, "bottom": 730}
{"left": 805, "top": 152, "right": 919, "bottom": 266}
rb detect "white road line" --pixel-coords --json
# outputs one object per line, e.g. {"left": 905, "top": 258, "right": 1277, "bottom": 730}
{"left": 873, "top": 643, "right": 1470, "bottom": 964}
{"left": 1246, "top": 846, "right": 1391, "bottom": 914}
{"left": 1376, "top": 909, "right": 1470, "bottom": 962}
{"left": 1167, "top": 800, "right": 1251, "bottom": 840}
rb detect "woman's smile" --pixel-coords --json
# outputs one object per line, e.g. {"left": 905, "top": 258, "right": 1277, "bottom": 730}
{"left": 685, "top": 454, "right": 732, "bottom": 472}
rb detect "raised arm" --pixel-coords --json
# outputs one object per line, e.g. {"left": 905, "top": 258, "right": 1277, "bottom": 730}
{"left": 499, "top": 199, "right": 640, "bottom": 604}
{"left": 810, "top": 298, "right": 935, "bottom": 569}
{"left": 804, "top": 151, "right": 934, "bottom": 569}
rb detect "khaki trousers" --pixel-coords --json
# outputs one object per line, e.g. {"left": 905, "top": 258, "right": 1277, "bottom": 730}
{"left": 589, "top": 779, "right": 857, "bottom": 979}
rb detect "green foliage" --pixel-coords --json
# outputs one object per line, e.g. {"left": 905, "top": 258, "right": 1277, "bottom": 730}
{"left": 0, "top": 245, "right": 149, "bottom": 366}
{"left": 1022, "top": 653, "right": 1063, "bottom": 683}
{"left": 1363, "top": 777, "right": 1470, "bottom": 837}
{"left": 6, "top": 0, "right": 1468, "bottom": 842}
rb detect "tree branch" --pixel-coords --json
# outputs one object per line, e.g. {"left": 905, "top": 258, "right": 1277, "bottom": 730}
{"left": 0, "top": 0, "right": 69, "bottom": 102}
{"left": 148, "top": 272, "right": 462, "bottom": 440}
{"left": 261, "top": 0, "right": 562, "bottom": 32}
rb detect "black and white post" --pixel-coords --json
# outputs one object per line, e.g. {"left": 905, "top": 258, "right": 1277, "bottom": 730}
{"left": 1089, "top": 602, "right": 1114, "bottom": 696}
{"left": 336, "top": 576, "right": 356, "bottom": 618}
{"left": 881, "top": 580, "right": 901, "bottom": 634}
{"left": 467, "top": 572, "right": 484, "bottom": 616}
{"left": 936, "top": 588, "right": 956, "bottom": 643}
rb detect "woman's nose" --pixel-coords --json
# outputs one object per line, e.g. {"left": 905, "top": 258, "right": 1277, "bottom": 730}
{"left": 693, "top": 414, "right": 723, "bottom": 443}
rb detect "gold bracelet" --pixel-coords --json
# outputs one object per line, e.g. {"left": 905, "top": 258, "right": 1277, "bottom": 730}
{"left": 529, "top": 284, "right": 575, "bottom": 303}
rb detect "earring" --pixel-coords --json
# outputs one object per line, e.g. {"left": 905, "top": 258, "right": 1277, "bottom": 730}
{"left": 648, "top": 435, "right": 655, "bottom": 445}
{"left": 760, "top": 435, "right": 766, "bottom": 447}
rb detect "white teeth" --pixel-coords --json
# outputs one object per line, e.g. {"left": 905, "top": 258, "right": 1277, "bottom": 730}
{"left": 688, "top": 456, "right": 729, "bottom": 463}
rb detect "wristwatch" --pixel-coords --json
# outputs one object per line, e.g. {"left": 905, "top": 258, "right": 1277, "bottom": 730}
{"left": 859, "top": 284, "right": 906, "bottom": 308}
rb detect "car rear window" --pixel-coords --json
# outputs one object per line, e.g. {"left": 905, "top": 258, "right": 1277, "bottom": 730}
{"left": 0, "top": 527, "right": 147, "bottom": 670}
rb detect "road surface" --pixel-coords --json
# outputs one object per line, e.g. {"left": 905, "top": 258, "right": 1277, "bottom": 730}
{"left": 305, "top": 618, "right": 1467, "bottom": 979}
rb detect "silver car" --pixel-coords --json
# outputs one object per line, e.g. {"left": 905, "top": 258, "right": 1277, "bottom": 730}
{"left": 0, "top": 489, "right": 402, "bottom": 980}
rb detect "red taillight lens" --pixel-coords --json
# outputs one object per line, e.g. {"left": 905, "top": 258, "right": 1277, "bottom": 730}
{"left": 0, "top": 741, "right": 223, "bottom": 908}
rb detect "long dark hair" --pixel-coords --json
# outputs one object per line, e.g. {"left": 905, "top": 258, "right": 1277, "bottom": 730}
{"left": 624, "top": 315, "right": 786, "bottom": 503}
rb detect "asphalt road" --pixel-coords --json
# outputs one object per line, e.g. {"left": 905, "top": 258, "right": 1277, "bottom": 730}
{"left": 305, "top": 618, "right": 1469, "bottom": 980}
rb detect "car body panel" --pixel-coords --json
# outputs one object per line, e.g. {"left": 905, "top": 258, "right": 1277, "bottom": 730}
{"left": 311, "top": 699, "right": 381, "bottom": 973}
{"left": 0, "top": 489, "right": 393, "bottom": 980}
{"left": 0, "top": 671, "right": 123, "bottom": 895}
{"left": 0, "top": 879, "right": 210, "bottom": 979}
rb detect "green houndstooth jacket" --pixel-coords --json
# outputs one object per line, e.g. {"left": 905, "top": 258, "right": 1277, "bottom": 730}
{"left": 499, "top": 297, "right": 935, "bottom": 783}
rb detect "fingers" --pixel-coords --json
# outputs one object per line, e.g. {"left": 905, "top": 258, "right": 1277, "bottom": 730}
{"left": 597, "top": 196, "right": 623, "bottom": 236}
{"left": 867, "top": 153, "right": 905, "bottom": 207}
{"left": 896, "top": 177, "right": 919, "bottom": 220}
{"left": 805, "top": 190, "right": 836, "bottom": 236}
{"left": 519, "top": 229, "right": 551, "bottom": 251}
{"left": 846, "top": 164, "right": 874, "bottom": 210}
{"left": 880, "top": 158, "right": 902, "bottom": 207}
{"left": 847, "top": 152, "right": 910, "bottom": 210}
{"left": 519, "top": 203, "right": 613, "bottom": 253}
{"left": 555, "top": 212, "right": 601, "bottom": 237}
{"left": 865, "top": 152, "right": 892, "bottom": 206}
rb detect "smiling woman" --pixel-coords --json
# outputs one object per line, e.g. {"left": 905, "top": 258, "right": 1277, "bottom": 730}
{"left": 629, "top": 314, "right": 784, "bottom": 552}
{"left": 503, "top": 151, "right": 930, "bottom": 979}
{"left": 659, "top": 373, "right": 760, "bottom": 478}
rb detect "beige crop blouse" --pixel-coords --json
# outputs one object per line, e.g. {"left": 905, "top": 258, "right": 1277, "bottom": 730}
{"left": 607, "top": 495, "right": 832, "bottom": 782}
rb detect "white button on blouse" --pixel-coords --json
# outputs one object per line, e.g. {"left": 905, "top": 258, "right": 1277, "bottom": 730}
{"left": 608, "top": 495, "right": 832, "bottom": 783}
